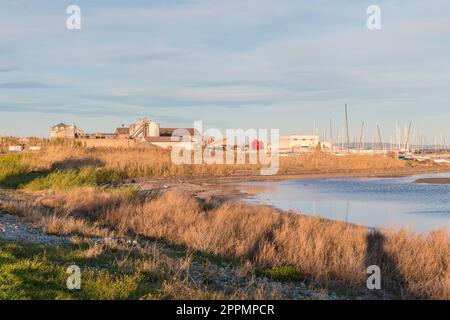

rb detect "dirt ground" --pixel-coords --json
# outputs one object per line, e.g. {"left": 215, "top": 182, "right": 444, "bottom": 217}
{"left": 125, "top": 165, "right": 450, "bottom": 200}
{"left": 414, "top": 178, "right": 450, "bottom": 184}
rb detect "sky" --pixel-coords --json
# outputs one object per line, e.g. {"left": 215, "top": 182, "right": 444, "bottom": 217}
{"left": 0, "top": 0, "right": 449, "bottom": 145}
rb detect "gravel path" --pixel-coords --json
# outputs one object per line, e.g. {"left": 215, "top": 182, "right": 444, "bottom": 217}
{"left": 0, "top": 213, "right": 68, "bottom": 245}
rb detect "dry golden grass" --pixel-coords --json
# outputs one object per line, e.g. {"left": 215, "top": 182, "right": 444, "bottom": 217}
{"left": 20, "top": 144, "right": 416, "bottom": 180}
{"left": 0, "top": 189, "right": 114, "bottom": 238}
{"left": 102, "top": 191, "right": 450, "bottom": 299}
{"left": 35, "top": 187, "right": 132, "bottom": 219}
{"left": 2, "top": 186, "right": 448, "bottom": 299}
{"left": 0, "top": 136, "right": 49, "bottom": 153}
{"left": 41, "top": 214, "right": 111, "bottom": 238}
{"left": 280, "top": 152, "right": 409, "bottom": 171}
{"left": 2, "top": 142, "right": 448, "bottom": 299}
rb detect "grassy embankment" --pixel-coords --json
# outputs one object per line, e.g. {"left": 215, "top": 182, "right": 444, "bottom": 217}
{"left": 0, "top": 239, "right": 252, "bottom": 300}
{"left": 0, "top": 143, "right": 419, "bottom": 190}
{"left": 0, "top": 240, "right": 155, "bottom": 300}
{"left": 1, "top": 145, "right": 449, "bottom": 299}
{"left": 2, "top": 188, "right": 448, "bottom": 300}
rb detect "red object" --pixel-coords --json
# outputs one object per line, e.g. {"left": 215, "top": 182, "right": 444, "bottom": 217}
{"left": 251, "top": 139, "right": 264, "bottom": 151}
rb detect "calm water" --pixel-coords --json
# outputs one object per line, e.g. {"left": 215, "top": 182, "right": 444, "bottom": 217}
{"left": 235, "top": 173, "right": 450, "bottom": 233}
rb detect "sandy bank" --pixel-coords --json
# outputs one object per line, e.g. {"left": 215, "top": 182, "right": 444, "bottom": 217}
{"left": 414, "top": 178, "right": 450, "bottom": 184}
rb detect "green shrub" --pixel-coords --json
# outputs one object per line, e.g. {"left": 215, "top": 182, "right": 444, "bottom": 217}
{"left": 0, "top": 241, "right": 150, "bottom": 300}
{"left": 0, "top": 155, "right": 34, "bottom": 188}
{"left": 256, "top": 265, "right": 304, "bottom": 282}
{"left": 24, "top": 167, "right": 127, "bottom": 191}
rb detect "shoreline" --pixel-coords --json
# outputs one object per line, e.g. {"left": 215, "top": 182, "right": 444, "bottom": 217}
{"left": 129, "top": 165, "right": 450, "bottom": 187}
{"left": 129, "top": 165, "right": 450, "bottom": 198}
{"left": 414, "top": 177, "right": 450, "bottom": 184}
{"left": 213, "top": 165, "right": 450, "bottom": 183}
{"left": 2, "top": 166, "right": 450, "bottom": 300}
{"left": 132, "top": 166, "right": 450, "bottom": 236}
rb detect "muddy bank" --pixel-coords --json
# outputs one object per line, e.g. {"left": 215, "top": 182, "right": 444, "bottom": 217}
{"left": 125, "top": 165, "right": 450, "bottom": 187}
{"left": 124, "top": 166, "right": 450, "bottom": 205}
{"left": 414, "top": 178, "right": 450, "bottom": 184}
{"left": 215, "top": 166, "right": 450, "bottom": 183}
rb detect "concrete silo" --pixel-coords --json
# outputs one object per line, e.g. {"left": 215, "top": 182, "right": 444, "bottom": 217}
{"left": 147, "top": 120, "right": 160, "bottom": 137}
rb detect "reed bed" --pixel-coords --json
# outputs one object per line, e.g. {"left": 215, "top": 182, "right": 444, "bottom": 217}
{"left": 1, "top": 143, "right": 447, "bottom": 299}
{"left": 1, "top": 172, "right": 448, "bottom": 299}
{"left": 102, "top": 191, "right": 450, "bottom": 300}
{"left": 1, "top": 145, "right": 412, "bottom": 186}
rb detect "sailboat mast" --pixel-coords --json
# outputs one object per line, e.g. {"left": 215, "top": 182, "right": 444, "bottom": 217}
{"left": 345, "top": 104, "right": 350, "bottom": 152}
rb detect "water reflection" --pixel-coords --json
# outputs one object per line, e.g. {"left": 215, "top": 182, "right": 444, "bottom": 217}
{"left": 233, "top": 173, "right": 450, "bottom": 233}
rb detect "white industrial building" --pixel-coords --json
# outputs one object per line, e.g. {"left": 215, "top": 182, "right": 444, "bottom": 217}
{"left": 50, "top": 123, "right": 84, "bottom": 139}
{"left": 128, "top": 118, "right": 198, "bottom": 149}
{"left": 49, "top": 118, "right": 198, "bottom": 150}
{"left": 278, "top": 135, "right": 320, "bottom": 153}
{"left": 129, "top": 118, "right": 161, "bottom": 139}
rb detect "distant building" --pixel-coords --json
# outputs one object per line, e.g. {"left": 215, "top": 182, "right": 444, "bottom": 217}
{"left": 8, "top": 145, "right": 24, "bottom": 153}
{"left": 159, "top": 128, "right": 198, "bottom": 137}
{"left": 142, "top": 127, "right": 199, "bottom": 149}
{"left": 50, "top": 123, "right": 84, "bottom": 139}
{"left": 115, "top": 127, "right": 130, "bottom": 139}
{"left": 123, "top": 119, "right": 198, "bottom": 149}
{"left": 49, "top": 118, "right": 198, "bottom": 149}
{"left": 128, "top": 118, "right": 160, "bottom": 139}
{"left": 142, "top": 136, "right": 192, "bottom": 150}
{"left": 29, "top": 146, "right": 41, "bottom": 152}
{"left": 278, "top": 135, "right": 320, "bottom": 153}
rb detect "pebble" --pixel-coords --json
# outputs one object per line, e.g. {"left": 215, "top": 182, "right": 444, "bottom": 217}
{"left": 0, "top": 213, "right": 68, "bottom": 246}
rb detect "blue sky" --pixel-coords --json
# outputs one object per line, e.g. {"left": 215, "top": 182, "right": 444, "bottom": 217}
{"left": 0, "top": 0, "right": 449, "bottom": 144}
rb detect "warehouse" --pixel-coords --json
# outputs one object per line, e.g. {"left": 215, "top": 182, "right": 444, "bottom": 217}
{"left": 50, "top": 123, "right": 84, "bottom": 139}
{"left": 278, "top": 135, "right": 320, "bottom": 153}
{"left": 49, "top": 118, "right": 197, "bottom": 149}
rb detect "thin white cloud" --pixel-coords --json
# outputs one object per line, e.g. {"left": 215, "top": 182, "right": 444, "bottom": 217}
{"left": 0, "top": 0, "right": 449, "bottom": 140}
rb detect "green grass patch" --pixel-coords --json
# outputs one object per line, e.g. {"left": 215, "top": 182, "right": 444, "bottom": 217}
{"left": 0, "top": 155, "right": 37, "bottom": 188}
{"left": 105, "top": 185, "right": 139, "bottom": 201}
{"left": 0, "top": 155, "right": 28, "bottom": 180}
{"left": 0, "top": 154, "right": 129, "bottom": 190}
{"left": 0, "top": 241, "right": 154, "bottom": 300}
{"left": 23, "top": 167, "right": 127, "bottom": 191}
{"left": 256, "top": 265, "right": 304, "bottom": 282}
